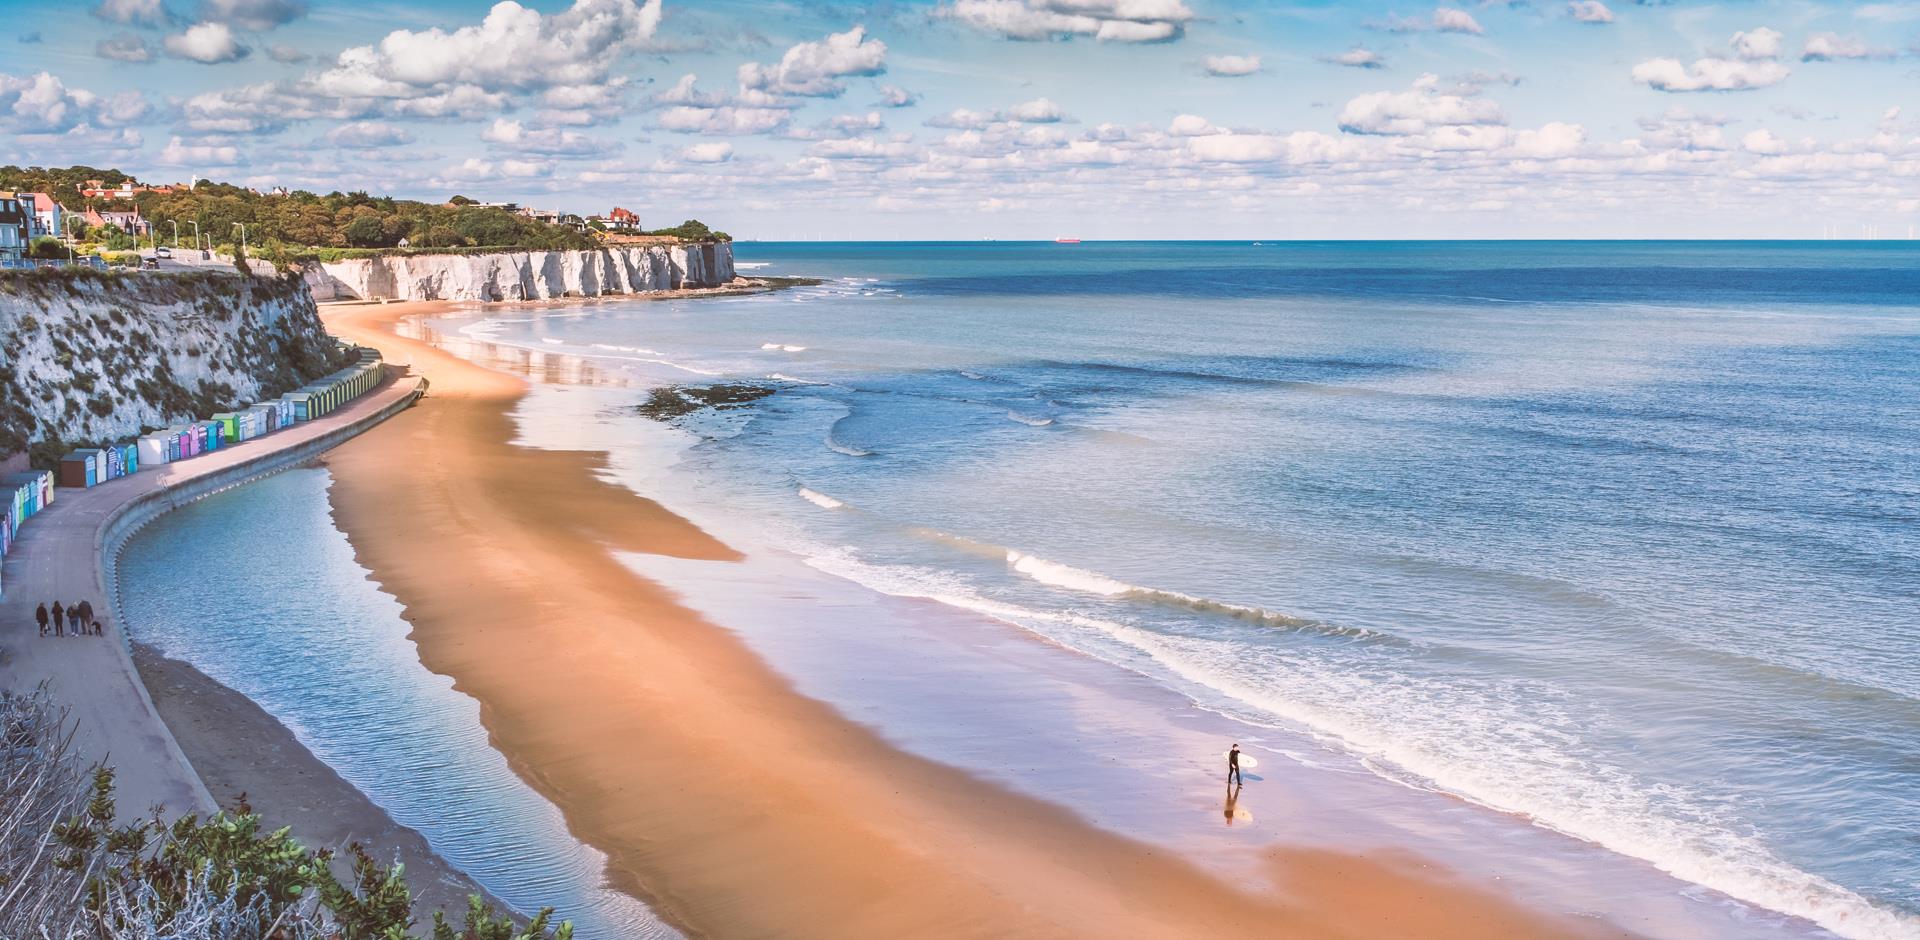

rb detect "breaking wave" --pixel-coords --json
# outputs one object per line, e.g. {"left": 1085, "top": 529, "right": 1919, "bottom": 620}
{"left": 798, "top": 487, "right": 845, "bottom": 510}
{"left": 761, "top": 343, "right": 809, "bottom": 352}
{"left": 1005, "top": 410, "right": 1054, "bottom": 427}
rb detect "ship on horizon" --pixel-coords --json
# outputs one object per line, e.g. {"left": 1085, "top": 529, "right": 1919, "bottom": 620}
{"left": 1055, "top": 237, "right": 1081, "bottom": 244}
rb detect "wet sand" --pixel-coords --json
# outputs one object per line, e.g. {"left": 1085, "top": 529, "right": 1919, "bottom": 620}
{"left": 133, "top": 643, "right": 503, "bottom": 924}
{"left": 318, "top": 299, "right": 1622, "bottom": 939}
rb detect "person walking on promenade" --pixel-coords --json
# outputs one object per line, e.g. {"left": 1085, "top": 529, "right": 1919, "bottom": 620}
{"left": 71, "top": 602, "right": 87, "bottom": 637}
{"left": 76, "top": 600, "right": 94, "bottom": 633}
{"left": 35, "top": 603, "right": 49, "bottom": 637}
{"left": 1227, "top": 743, "right": 1243, "bottom": 787}
{"left": 51, "top": 601, "right": 64, "bottom": 637}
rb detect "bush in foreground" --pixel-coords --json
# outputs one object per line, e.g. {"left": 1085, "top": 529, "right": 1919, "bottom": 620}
{"left": 0, "top": 685, "right": 571, "bottom": 939}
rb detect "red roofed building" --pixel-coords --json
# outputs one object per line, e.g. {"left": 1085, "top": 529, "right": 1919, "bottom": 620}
{"left": 607, "top": 207, "right": 641, "bottom": 231}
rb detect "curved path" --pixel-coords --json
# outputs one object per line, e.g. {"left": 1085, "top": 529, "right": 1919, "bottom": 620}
{"left": 0, "top": 364, "right": 423, "bottom": 820}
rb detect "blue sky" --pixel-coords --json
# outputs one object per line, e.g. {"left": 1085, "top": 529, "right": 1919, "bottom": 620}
{"left": 3, "top": 0, "right": 1918, "bottom": 238}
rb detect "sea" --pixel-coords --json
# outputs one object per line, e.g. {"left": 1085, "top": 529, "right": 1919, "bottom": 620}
{"left": 120, "top": 242, "right": 1919, "bottom": 939}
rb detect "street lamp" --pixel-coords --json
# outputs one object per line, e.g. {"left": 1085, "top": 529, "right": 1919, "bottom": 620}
{"left": 190, "top": 220, "right": 201, "bottom": 256}
{"left": 169, "top": 220, "right": 179, "bottom": 248}
{"left": 233, "top": 222, "right": 247, "bottom": 261}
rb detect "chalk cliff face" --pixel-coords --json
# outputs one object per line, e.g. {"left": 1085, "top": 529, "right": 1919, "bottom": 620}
{"left": 302, "top": 243, "right": 737, "bottom": 302}
{"left": 0, "top": 271, "right": 344, "bottom": 456}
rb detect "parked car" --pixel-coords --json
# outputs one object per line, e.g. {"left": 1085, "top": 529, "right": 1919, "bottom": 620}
{"left": 142, "top": 257, "right": 160, "bottom": 270}
{"left": 155, "top": 246, "right": 172, "bottom": 259}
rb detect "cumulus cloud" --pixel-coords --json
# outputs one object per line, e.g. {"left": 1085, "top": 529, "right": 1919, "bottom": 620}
{"left": 164, "top": 22, "right": 249, "bottom": 63}
{"left": 940, "top": 0, "right": 1195, "bottom": 43}
{"left": 311, "top": 0, "right": 662, "bottom": 98}
{"left": 1800, "top": 33, "right": 1891, "bottom": 61}
{"left": 1324, "top": 46, "right": 1385, "bottom": 69}
{"left": 1633, "top": 27, "right": 1790, "bottom": 91}
{"left": 158, "top": 134, "right": 241, "bottom": 165}
{"left": 479, "top": 117, "right": 618, "bottom": 155}
{"left": 1631, "top": 57, "right": 1788, "bottom": 92}
{"left": 93, "top": 0, "right": 172, "bottom": 27}
{"left": 738, "top": 26, "right": 887, "bottom": 98}
{"left": 657, "top": 105, "right": 790, "bottom": 135}
{"left": 1730, "top": 27, "right": 1783, "bottom": 60}
{"left": 96, "top": 33, "right": 155, "bottom": 62}
{"left": 1374, "top": 7, "right": 1484, "bottom": 34}
{"left": 875, "top": 84, "right": 920, "bottom": 108}
{"left": 1168, "top": 114, "right": 1222, "bottom": 136}
{"left": 675, "top": 141, "right": 734, "bottom": 163}
{"left": 1567, "top": 1, "right": 1613, "bottom": 24}
{"left": 0, "top": 71, "right": 150, "bottom": 136}
{"left": 197, "top": 0, "right": 305, "bottom": 30}
{"left": 1741, "top": 129, "right": 1788, "bottom": 154}
{"left": 927, "top": 97, "right": 1073, "bottom": 128}
{"left": 326, "top": 120, "right": 413, "bottom": 147}
{"left": 1338, "top": 73, "right": 1505, "bottom": 135}
{"left": 1203, "top": 54, "right": 1261, "bottom": 76}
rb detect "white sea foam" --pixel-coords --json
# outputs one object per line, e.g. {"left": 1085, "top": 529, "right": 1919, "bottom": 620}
{"left": 1005, "top": 411, "right": 1054, "bottom": 427}
{"left": 541, "top": 337, "right": 563, "bottom": 345}
{"left": 761, "top": 343, "right": 809, "bottom": 352}
{"left": 825, "top": 437, "right": 874, "bottom": 458}
{"left": 810, "top": 546, "right": 1917, "bottom": 940}
{"left": 960, "top": 371, "right": 988, "bottom": 381}
{"left": 798, "top": 487, "right": 845, "bottom": 510}
{"left": 766, "top": 373, "right": 830, "bottom": 386}
{"left": 593, "top": 342, "right": 664, "bottom": 356}
{"left": 735, "top": 262, "right": 770, "bottom": 270}
{"left": 1003, "top": 550, "right": 1348, "bottom": 636}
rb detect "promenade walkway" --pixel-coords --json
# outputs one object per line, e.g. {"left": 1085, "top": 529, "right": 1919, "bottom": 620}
{"left": 0, "top": 366, "right": 424, "bottom": 820}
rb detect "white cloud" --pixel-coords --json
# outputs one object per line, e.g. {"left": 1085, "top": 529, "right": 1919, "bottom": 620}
{"left": 676, "top": 141, "right": 734, "bottom": 163}
{"left": 311, "top": 0, "right": 662, "bottom": 98}
{"left": 1168, "top": 113, "right": 1221, "bottom": 136}
{"left": 267, "top": 44, "right": 309, "bottom": 63}
{"left": 1509, "top": 122, "right": 1587, "bottom": 157}
{"left": 1189, "top": 130, "right": 1359, "bottom": 164}
{"left": 158, "top": 134, "right": 242, "bottom": 166}
{"left": 876, "top": 84, "right": 920, "bottom": 108}
{"left": 1007, "top": 97, "right": 1070, "bottom": 122}
{"left": 96, "top": 34, "right": 155, "bottom": 62}
{"left": 1800, "top": 33, "right": 1889, "bottom": 61}
{"left": 1567, "top": 1, "right": 1613, "bottom": 24}
{"left": 1325, "top": 46, "right": 1385, "bottom": 69}
{"left": 326, "top": 120, "right": 413, "bottom": 147}
{"left": 1730, "top": 27, "right": 1783, "bottom": 61}
{"left": 738, "top": 26, "right": 887, "bottom": 98}
{"left": 657, "top": 105, "right": 790, "bottom": 135}
{"left": 1631, "top": 57, "right": 1789, "bottom": 92}
{"left": 0, "top": 71, "right": 150, "bottom": 134}
{"left": 1741, "top": 129, "right": 1788, "bottom": 154}
{"left": 479, "top": 117, "right": 618, "bottom": 155}
{"left": 197, "top": 0, "right": 305, "bottom": 31}
{"left": 1203, "top": 54, "right": 1261, "bottom": 77}
{"left": 940, "top": 0, "right": 1194, "bottom": 43}
{"left": 1376, "top": 7, "right": 1484, "bottom": 34}
{"left": 1339, "top": 73, "right": 1505, "bottom": 135}
{"left": 164, "top": 22, "right": 249, "bottom": 63}
{"left": 93, "top": 0, "right": 171, "bottom": 27}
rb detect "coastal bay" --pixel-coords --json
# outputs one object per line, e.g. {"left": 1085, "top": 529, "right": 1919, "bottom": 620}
{"left": 313, "top": 297, "right": 1620, "bottom": 939}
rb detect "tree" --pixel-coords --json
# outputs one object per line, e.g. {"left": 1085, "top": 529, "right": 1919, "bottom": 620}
{"left": 448, "top": 195, "right": 476, "bottom": 206}
{"left": 344, "top": 214, "right": 390, "bottom": 248}
{"left": 28, "top": 236, "right": 65, "bottom": 258}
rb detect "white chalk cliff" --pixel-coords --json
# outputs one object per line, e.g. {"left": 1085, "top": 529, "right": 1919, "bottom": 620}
{"left": 302, "top": 243, "right": 737, "bottom": 302}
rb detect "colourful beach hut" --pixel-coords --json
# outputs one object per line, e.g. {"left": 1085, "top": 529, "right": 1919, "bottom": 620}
{"left": 58, "top": 449, "right": 101, "bottom": 488}
{"left": 282, "top": 392, "right": 315, "bottom": 422}
{"left": 138, "top": 431, "right": 172, "bottom": 467}
{"left": 212, "top": 413, "right": 241, "bottom": 442}
{"left": 199, "top": 419, "right": 225, "bottom": 451}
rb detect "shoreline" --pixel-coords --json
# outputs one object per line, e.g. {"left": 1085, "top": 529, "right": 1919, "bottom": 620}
{"left": 131, "top": 642, "right": 503, "bottom": 921}
{"left": 315, "top": 297, "right": 1620, "bottom": 939}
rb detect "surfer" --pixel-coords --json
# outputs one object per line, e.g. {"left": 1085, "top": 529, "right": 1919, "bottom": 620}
{"left": 1227, "top": 743, "right": 1242, "bottom": 786}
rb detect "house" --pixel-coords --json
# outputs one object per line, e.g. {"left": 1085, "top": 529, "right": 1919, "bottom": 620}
{"left": 83, "top": 207, "right": 150, "bottom": 237}
{"left": 606, "top": 207, "right": 641, "bottom": 231}
{"left": 23, "top": 193, "right": 64, "bottom": 238}
{"left": 78, "top": 180, "right": 176, "bottom": 200}
{"left": 0, "top": 192, "right": 32, "bottom": 260}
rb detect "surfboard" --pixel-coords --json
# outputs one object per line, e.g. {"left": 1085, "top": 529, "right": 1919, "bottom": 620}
{"left": 1226, "top": 751, "right": 1258, "bottom": 769}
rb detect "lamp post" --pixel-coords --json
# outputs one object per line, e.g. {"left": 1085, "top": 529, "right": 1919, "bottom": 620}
{"left": 190, "top": 220, "right": 201, "bottom": 257}
{"left": 233, "top": 222, "right": 247, "bottom": 260}
{"left": 63, "top": 214, "right": 79, "bottom": 263}
{"left": 169, "top": 220, "right": 179, "bottom": 248}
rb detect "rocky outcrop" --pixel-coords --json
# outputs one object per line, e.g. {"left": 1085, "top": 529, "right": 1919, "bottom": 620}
{"left": 0, "top": 270, "right": 345, "bottom": 458}
{"left": 302, "top": 243, "right": 736, "bottom": 302}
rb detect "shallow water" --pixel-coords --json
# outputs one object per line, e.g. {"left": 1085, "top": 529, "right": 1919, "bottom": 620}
{"left": 117, "top": 468, "right": 674, "bottom": 939}
{"left": 455, "top": 241, "right": 1920, "bottom": 940}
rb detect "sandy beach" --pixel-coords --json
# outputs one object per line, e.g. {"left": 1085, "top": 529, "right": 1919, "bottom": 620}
{"left": 314, "top": 297, "right": 1618, "bottom": 940}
